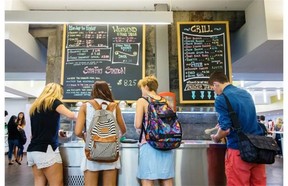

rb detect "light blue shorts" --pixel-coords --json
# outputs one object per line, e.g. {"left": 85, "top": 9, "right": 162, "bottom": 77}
{"left": 137, "top": 143, "right": 175, "bottom": 180}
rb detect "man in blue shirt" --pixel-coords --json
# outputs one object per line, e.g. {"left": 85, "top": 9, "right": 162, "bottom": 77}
{"left": 208, "top": 71, "right": 266, "bottom": 186}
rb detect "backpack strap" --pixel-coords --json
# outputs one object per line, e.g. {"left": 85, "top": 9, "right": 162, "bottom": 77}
{"left": 138, "top": 97, "right": 148, "bottom": 143}
{"left": 89, "top": 99, "right": 118, "bottom": 112}
{"left": 88, "top": 100, "right": 102, "bottom": 110}
{"left": 139, "top": 114, "right": 146, "bottom": 143}
{"left": 107, "top": 102, "right": 117, "bottom": 112}
{"left": 139, "top": 96, "right": 165, "bottom": 143}
{"left": 142, "top": 96, "right": 166, "bottom": 103}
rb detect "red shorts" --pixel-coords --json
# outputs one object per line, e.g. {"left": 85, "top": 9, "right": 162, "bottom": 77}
{"left": 225, "top": 148, "right": 266, "bottom": 186}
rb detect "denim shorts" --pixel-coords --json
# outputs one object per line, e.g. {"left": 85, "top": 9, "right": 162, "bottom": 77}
{"left": 27, "top": 145, "right": 62, "bottom": 169}
{"left": 137, "top": 143, "right": 175, "bottom": 180}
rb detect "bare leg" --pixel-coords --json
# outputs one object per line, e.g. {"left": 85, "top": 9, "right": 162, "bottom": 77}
{"left": 32, "top": 165, "right": 47, "bottom": 186}
{"left": 13, "top": 146, "right": 18, "bottom": 161}
{"left": 102, "top": 169, "right": 117, "bottom": 186}
{"left": 141, "top": 179, "right": 154, "bottom": 186}
{"left": 84, "top": 170, "right": 99, "bottom": 186}
{"left": 159, "top": 178, "right": 173, "bottom": 186}
{"left": 42, "top": 163, "right": 64, "bottom": 186}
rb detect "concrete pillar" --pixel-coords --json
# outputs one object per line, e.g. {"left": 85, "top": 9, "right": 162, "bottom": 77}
{"left": 46, "top": 25, "right": 63, "bottom": 84}
{"left": 155, "top": 4, "right": 170, "bottom": 92}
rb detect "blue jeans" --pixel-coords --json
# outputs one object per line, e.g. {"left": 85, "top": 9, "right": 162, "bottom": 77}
{"left": 17, "top": 143, "right": 24, "bottom": 158}
{"left": 8, "top": 139, "right": 19, "bottom": 160}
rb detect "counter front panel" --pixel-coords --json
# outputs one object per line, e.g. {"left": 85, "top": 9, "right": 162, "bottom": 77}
{"left": 60, "top": 141, "right": 226, "bottom": 186}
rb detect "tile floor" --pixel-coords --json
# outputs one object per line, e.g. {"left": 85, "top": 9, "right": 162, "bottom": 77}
{"left": 5, "top": 155, "right": 283, "bottom": 186}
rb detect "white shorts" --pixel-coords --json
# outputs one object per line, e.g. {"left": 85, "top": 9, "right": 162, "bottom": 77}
{"left": 27, "top": 145, "right": 62, "bottom": 169}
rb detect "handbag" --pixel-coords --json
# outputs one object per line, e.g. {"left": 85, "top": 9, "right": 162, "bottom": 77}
{"left": 222, "top": 93, "right": 279, "bottom": 164}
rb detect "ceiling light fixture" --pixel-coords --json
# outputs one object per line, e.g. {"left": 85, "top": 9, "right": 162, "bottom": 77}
{"left": 30, "top": 80, "right": 34, "bottom": 87}
{"left": 5, "top": 10, "right": 173, "bottom": 25}
{"left": 240, "top": 80, "right": 244, "bottom": 87}
{"left": 263, "top": 89, "right": 267, "bottom": 103}
{"left": 248, "top": 90, "right": 256, "bottom": 103}
{"left": 276, "top": 89, "right": 281, "bottom": 100}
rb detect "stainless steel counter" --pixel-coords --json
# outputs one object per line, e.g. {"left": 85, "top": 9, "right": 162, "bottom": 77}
{"left": 59, "top": 140, "right": 226, "bottom": 186}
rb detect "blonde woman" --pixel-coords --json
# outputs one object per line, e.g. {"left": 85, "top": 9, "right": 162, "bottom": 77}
{"left": 275, "top": 117, "right": 283, "bottom": 157}
{"left": 134, "top": 75, "right": 174, "bottom": 186}
{"left": 27, "top": 83, "right": 76, "bottom": 186}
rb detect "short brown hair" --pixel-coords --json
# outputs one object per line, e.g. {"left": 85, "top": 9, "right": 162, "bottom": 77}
{"left": 137, "top": 75, "right": 158, "bottom": 92}
{"left": 208, "top": 71, "right": 229, "bottom": 86}
{"left": 91, "top": 81, "right": 114, "bottom": 102}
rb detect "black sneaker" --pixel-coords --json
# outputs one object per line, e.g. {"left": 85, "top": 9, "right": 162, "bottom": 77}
{"left": 15, "top": 160, "right": 21, "bottom": 165}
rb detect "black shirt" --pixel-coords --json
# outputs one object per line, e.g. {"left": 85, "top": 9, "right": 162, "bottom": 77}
{"left": 27, "top": 99, "right": 63, "bottom": 152}
{"left": 8, "top": 121, "right": 20, "bottom": 140}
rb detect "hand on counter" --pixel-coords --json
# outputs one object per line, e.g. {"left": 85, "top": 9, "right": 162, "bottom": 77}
{"left": 59, "top": 129, "right": 73, "bottom": 138}
{"left": 59, "top": 129, "right": 67, "bottom": 137}
{"left": 210, "top": 127, "right": 230, "bottom": 143}
{"left": 210, "top": 134, "right": 221, "bottom": 143}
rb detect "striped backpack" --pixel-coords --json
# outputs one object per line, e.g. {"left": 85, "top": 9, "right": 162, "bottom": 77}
{"left": 140, "top": 96, "right": 182, "bottom": 150}
{"left": 85, "top": 100, "right": 119, "bottom": 162}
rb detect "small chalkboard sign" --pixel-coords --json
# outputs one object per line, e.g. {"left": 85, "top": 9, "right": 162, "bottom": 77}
{"left": 177, "top": 21, "right": 232, "bottom": 104}
{"left": 61, "top": 24, "right": 145, "bottom": 102}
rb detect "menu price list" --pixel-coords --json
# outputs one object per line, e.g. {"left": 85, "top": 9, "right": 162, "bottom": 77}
{"left": 178, "top": 22, "right": 231, "bottom": 103}
{"left": 62, "top": 24, "right": 145, "bottom": 101}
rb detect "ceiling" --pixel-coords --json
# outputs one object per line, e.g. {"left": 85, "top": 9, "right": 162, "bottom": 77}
{"left": 5, "top": 40, "right": 46, "bottom": 73}
{"left": 4, "top": 0, "right": 284, "bottom": 107}
{"left": 13, "top": 0, "right": 254, "bottom": 11}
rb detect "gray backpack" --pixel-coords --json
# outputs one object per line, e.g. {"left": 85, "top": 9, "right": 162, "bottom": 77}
{"left": 85, "top": 100, "right": 119, "bottom": 162}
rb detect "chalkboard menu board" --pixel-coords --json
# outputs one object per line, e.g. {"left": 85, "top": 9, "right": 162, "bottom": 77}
{"left": 61, "top": 24, "right": 145, "bottom": 102}
{"left": 177, "top": 21, "right": 232, "bottom": 104}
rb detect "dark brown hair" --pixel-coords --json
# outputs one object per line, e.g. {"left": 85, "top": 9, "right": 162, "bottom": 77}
{"left": 91, "top": 81, "right": 114, "bottom": 102}
{"left": 17, "top": 112, "right": 26, "bottom": 126}
{"left": 208, "top": 71, "right": 229, "bottom": 86}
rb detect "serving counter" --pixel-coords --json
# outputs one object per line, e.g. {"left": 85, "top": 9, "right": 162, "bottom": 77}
{"left": 59, "top": 140, "right": 226, "bottom": 186}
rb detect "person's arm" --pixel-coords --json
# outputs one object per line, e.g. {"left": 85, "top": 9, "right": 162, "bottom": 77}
{"left": 211, "top": 96, "right": 231, "bottom": 143}
{"left": 115, "top": 105, "right": 127, "bottom": 135}
{"left": 211, "top": 128, "right": 230, "bottom": 143}
{"left": 134, "top": 98, "right": 145, "bottom": 129}
{"left": 56, "top": 104, "right": 77, "bottom": 120}
{"left": 74, "top": 103, "right": 86, "bottom": 140}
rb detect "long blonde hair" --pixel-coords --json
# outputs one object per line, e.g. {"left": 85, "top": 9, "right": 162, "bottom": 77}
{"left": 29, "top": 83, "right": 63, "bottom": 116}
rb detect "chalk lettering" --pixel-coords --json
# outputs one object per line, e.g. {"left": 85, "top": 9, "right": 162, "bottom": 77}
{"left": 112, "top": 26, "right": 137, "bottom": 33}
{"left": 83, "top": 66, "right": 103, "bottom": 74}
{"left": 105, "top": 66, "right": 126, "bottom": 74}
{"left": 191, "top": 25, "right": 213, "bottom": 33}
{"left": 191, "top": 62, "right": 203, "bottom": 68}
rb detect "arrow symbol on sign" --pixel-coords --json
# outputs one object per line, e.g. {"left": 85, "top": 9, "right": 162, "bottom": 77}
{"left": 191, "top": 91, "right": 196, "bottom": 99}
{"left": 207, "top": 91, "right": 211, "bottom": 99}
{"left": 200, "top": 91, "right": 205, "bottom": 99}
